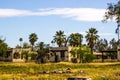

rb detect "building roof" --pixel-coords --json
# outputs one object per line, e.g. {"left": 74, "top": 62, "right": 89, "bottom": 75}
{"left": 49, "top": 47, "right": 68, "bottom": 51}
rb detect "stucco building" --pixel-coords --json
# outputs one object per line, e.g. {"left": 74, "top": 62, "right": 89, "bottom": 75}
{"left": 49, "top": 46, "right": 73, "bottom": 62}
{"left": 5, "top": 48, "right": 31, "bottom": 62}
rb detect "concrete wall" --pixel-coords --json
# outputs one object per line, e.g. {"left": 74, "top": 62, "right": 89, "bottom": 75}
{"left": 12, "top": 48, "right": 31, "bottom": 62}
{"left": 117, "top": 46, "right": 120, "bottom": 61}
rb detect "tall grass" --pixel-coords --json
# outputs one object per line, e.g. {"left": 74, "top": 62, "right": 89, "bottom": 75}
{"left": 0, "top": 62, "right": 120, "bottom": 80}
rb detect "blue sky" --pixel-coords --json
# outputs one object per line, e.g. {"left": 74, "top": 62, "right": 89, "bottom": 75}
{"left": 0, "top": 0, "right": 118, "bottom": 47}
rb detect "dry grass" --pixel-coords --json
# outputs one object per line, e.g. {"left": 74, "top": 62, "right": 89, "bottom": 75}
{"left": 0, "top": 62, "right": 120, "bottom": 80}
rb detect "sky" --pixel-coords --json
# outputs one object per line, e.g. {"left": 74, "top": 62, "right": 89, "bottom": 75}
{"left": 0, "top": 0, "right": 118, "bottom": 48}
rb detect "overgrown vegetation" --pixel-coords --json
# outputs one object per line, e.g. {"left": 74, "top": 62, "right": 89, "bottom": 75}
{"left": 71, "top": 46, "right": 95, "bottom": 63}
{"left": 0, "top": 62, "right": 119, "bottom": 80}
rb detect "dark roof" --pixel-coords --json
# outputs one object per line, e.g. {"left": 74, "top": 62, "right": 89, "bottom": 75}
{"left": 49, "top": 47, "right": 68, "bottom": 51}
{"left": 101, "top": 50, "right": 117, "bottom": 53}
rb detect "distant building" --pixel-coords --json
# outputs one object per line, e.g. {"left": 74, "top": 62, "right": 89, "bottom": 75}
{"left": 12, "top": 48, "right": 31, "bottom": 62}
{"left": 4, "top": 46, "right": 117, "bottom": 63}
{"left": 48, "top": 46, "right": 106, "bottom": 62}
{"left": 5, "top": 48, "right": 31, "bottom": 62}
{"left": 49, "top": 46, "right": 73, "bottom": 62}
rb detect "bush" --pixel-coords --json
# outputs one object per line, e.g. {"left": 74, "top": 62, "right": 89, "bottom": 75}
{"left": 84, "top": 54, "right": 95, "bottom": 63}
{"left": 71, "top": 57, "right": 78, "bottom": 63}
{"left": 30, "top": 53, "right": 37, "bottom": 60}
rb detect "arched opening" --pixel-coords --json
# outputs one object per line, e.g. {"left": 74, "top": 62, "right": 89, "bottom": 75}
{"left": 13, "top": 52, "right": 20, "bottom": 59}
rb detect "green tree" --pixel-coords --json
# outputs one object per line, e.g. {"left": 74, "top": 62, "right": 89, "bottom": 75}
{"left": 70, "top": 46, "right": 91, "bottom": 63}
{"left": 79, "top": 46, "right": 92, "bottom": 63}
{"left": 109, "top": 38, "right": 117, "bottom": 50}
{"left": 15, "top": 45, "right": 21, "bottom": 48}
{"left": 36, "top": 42, "right": 49, "bottom": 63}
{"left": 85, "top": 28, "right": 99, "bottom": 54}
{"left": 69, "top": 33, "right": 83, "bottom": 47}
{"left": 29, "top": 33, "right": 38, "bottom": 51}
{"left": 103, "top": 1, "right": 120, "bottom": 43}
{"left": 23, "top": 42, "right": 31, "bottom": 48}
{"left": 19, "top": 37, "right": 23, "bottom": 48}
{"left": 21, "top": 50, "right": 29, "bottom": 62}
{"left": 96, "top": 38, "right": 108, "bottom": 51}
{"left": 0, "top": 38, "right": 8, "bottom": 58}
{"left": 70, "top": 48, "right": 77, "bottom": 57}
{"left": 52, "top": 30, "right": 66, "bottom": 47}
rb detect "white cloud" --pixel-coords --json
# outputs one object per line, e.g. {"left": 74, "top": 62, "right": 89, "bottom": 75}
{"left": 0, "top": 9, "right": 32, "bottom": 17}
{"left": 0, "top": 8, "right": 106, "bottom": 21}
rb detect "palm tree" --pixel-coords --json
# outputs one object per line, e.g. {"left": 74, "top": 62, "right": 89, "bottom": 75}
{"left": 85, "top": 28, "right": 99, "bottom": 54}
{"left": 29, "top": 33, "right": 38, "bottom": 51}
{"left": 52, "top": 30, "right": 66, "bottom": 47}
{"left": 69, "top": 33, "right": 83, "bottom": 47}
{"left": 36, "top": 42, "right": 49, "bottom": 63}
{"left": 109, "top": 38, "right": 117, "bottom": 50}
{"left": 19, "top": 37, "right": 23, "bottom": 48}
{"left": 96, "top": 38, "right": 108, "bottom": 51}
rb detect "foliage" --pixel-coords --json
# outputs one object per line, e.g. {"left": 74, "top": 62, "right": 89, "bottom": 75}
{"left": 103, "top": 0, "right": 120, "bottom": 23}
{"left": 29, "top": 33, "right": 38, "bottom": 51}
{"left": 68, "top": 33, "right": 83, "bottom": 47}
{"left": 23, "top": 42, "right": 31, "bottom": 48}
{"left": 85, "top": 28, "right": 99, "bottom": 54}
{"left": 36, "top": 42, "right": 49, "bottom": 63}
{"left": 15, "top": 45, "right": 21, "bottom": 48}
{"left": 30, "top": 52, "right": 37, "bottom": 60}
{"left": 0, "top": 38, "right": 8, "bottom": 57}
{"left": 51, "top": 30, "right": 66, "bottom": 47}
{"left": 70, "top": 46, "right": 91, "bottom": 63}
{"left": 71, "top": 57, "right": 77, "bottom": 63}
{"left": 109, "top": 38, "right": 118, "bottom": 50}
{"left": 103, "top": 0, "right": 120, "bottom": 43}
{"left": 19, "top": 37, "right": 23, "bottom": 47}
{"left": 70, "top": 48, "right": 77, "bottom": 57}
{"left": 84, "top": 54, "right": 95, "bottom": 63}
{"left": 96, "top": 38, "right": 108, "bottom": 51}
{"left": 21, "top": 50, "right": 29, "bottom": 62}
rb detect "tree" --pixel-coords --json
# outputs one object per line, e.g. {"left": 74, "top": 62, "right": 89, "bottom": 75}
{"left": 70, "top": 46, "right": 91, "bottom": 63}
{"left": 68, "top": 33, "right": 83, "bottom": 47}
{"left": 103, "top": 0, "right": 120, "bottom": 43}
{"left": 85, "top": 28, "right": 99, "bottom": 54}
{"left": 15, "top": 45, "right": 21, "bottom": 48}
{"left": 0, "top": 38, "right": 8, "bottom": 58}
{"left": 70, "top": 48, "right": 77, "bottom": 57}
{"left": 96, "top": 38, "right": 108, "bottom": 52}
{"left": 36, "top": 42, "right": 49, "bottom": 63}
{"left": 23, "top": 42, "right": 31, "bottom": 48}
{"left": 29, "top": 33, "right": 38, "bottom": 51}
{"left": 51, "top": 30, "right": 66, "bottom": 47}
{"left": 21, "top": 50, "right": 29, "bottom": 62}
{"left": 19, "top": 37, "right": 23, "bottom": 48}
{"left": 109, "top": 38, "right": 117, "bottom": 50}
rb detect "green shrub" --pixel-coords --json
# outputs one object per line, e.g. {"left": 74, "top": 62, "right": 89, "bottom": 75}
{"left": 30, "top": 52, "right": 37, "bottom": 60}
{"left": 71, "top": 57, "right": 78, "bottom": 63}
{"left": 84, "top": 54, "right": 95, "bottom": 63}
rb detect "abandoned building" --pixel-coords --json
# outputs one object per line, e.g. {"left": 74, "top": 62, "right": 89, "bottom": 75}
{"left": 1, "top": 46, "right": 119, "bottom": 63}
{"left": 2, "top": 48, "right": 31, "bottom": 62}
{"left": 49, "top": 46, "right": 73, "bottom": 62}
